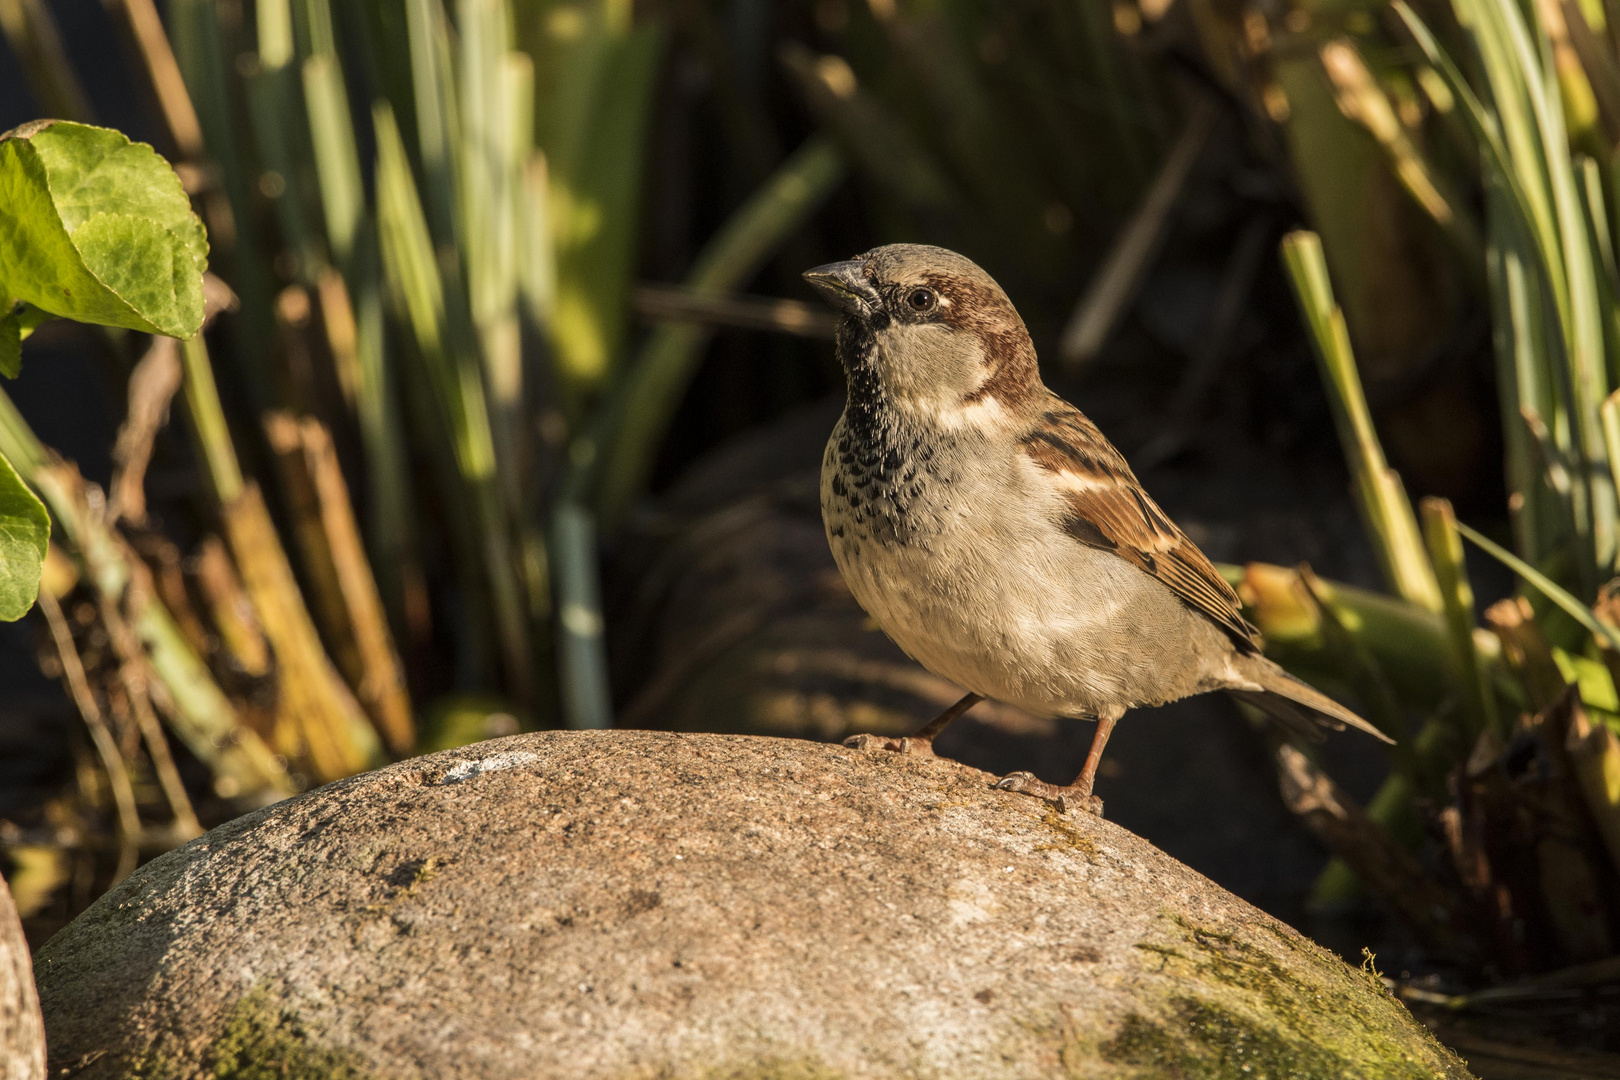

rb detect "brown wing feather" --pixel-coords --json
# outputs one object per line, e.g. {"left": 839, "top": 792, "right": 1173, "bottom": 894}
{"left": 1023, "top": 401, "right": 1261, "bottom": 654}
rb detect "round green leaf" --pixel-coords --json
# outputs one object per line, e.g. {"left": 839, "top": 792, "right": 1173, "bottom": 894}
{"left": 0, "top": 449, "right": 49, "bottom": 622}
{"left": 0, "top": 121, "right": 208, "bottom": 339}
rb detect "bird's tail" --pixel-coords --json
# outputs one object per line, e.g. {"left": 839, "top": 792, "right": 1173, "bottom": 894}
{"left": 1227, "top": 654, "right": 1394, "bottom": 745}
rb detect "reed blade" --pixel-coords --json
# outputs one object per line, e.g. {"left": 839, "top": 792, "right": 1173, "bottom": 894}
{"left": 1281, "top": 230, "right": 1443, "bottom": 612}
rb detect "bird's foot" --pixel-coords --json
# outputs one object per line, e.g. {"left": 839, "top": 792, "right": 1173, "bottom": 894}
{"left": 843, "top": 733, "right": 937, "bottom": 757}
{"left": 994, "top": 772, "right": 1104, "bottom": 817}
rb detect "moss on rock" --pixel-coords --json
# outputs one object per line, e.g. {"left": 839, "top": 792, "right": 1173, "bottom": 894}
{"left": 1105, "top": 914, "right": 1470, "bottom": 1079}
{"left": 120, "top": 987, "right": 368, "bottom": 1080}
{"left": 1103, "top": 995, "right": 1357, "bottom": 1079}
{"left": 207, "top": 987, "right": 370, "bottom": 1080}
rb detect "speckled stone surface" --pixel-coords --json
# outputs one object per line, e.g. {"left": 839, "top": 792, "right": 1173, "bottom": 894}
{"left": 0, "top": 875, "right": 44, "bottom": 1080}
{"left": 35, "top": 731, "right": 1473, "bottom": 1079}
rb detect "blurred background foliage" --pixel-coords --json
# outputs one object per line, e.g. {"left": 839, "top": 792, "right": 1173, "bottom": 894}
{"left": 2, "top": 0, "right": 1620, "bottom": 1070}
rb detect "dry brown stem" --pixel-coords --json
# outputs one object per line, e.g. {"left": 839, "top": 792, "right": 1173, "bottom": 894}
{"left": 1276, "top": 743, "right": 1474, "bottom": 960}
{"left": 221, "top": 482, "right": 382, "bottom": 781}
{"left": 264, "top": 412, "right": 414, "bottom": 754}
{"left": 108, "top": 336, "right": 182, "bottom": 526}
{"left": 35, "top": 591, "right": 139, "bottom": 883}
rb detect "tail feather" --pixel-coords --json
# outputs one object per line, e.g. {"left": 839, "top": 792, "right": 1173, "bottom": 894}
{"left": 1228, "top": 656, "right": 1394, "bottom": 745}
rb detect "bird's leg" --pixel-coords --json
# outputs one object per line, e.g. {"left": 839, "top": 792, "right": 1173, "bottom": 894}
{"left": 844, "top": 692, "right": 983, "bottom": 757}
{"left": 995, "top": 713, "right": 1120, "bottom": 816}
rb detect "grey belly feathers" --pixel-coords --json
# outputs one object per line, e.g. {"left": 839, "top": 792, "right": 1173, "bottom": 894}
{"left": 820, "top": 412, "right": 1240, "bottom": 721}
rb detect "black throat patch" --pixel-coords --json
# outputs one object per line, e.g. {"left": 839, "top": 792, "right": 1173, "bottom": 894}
{"left": 829, "top": 317, "right": 942, "bottom": 546}
{"left": 836, "top": 317, "right": 891, "bottom": 445}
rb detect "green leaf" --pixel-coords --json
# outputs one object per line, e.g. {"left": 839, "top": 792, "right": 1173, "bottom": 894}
{"left": 0, "top": 313, "right": 17, "bottom": 379}
{"left": 0, "top": 121, "right": 208, "bottom": 338}
{"left": 0, "top": 448, "right": 49, "bottom": 621}
{"left": 0, "top": 304, "right": 56, "bottom": 380}
{"left": 0, "top": 303, "right": 57, "bottom": 379}
{"left": 1551, "top": 647, "right": 1620, "bottom": 711}
{"left": 1456, "top": 520, "right": 1620, "bottom": 651}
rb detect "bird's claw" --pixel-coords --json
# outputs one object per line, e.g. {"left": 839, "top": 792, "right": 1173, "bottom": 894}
{"left": 994, "top": 771, "right": 1104, "bottom": 817}
{"left": 843, "top": 733, "right": 936, "bottom": 757}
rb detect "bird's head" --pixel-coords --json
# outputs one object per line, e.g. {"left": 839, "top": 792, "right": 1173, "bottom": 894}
{"left": 802, "top": 244, "right": 1040, "bottom": 425}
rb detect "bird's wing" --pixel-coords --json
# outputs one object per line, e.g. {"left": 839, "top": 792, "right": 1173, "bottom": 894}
{"left": 1021, "top": 400, "right": 1262, "bottom": 654}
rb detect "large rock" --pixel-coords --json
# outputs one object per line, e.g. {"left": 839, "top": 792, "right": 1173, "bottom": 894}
{"left": 35, "top": 731, "right": 1471, "bottom": 1079}
{"left": 1, "top": 875, "right": 44, "bottom": 1080}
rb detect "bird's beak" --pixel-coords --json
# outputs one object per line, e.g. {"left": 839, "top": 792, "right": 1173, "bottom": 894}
{"left": 802, "top": 260, "right": 880, "bottom": 318}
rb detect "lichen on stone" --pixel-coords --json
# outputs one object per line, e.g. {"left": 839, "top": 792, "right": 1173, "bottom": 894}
{"left": 1034, "top": 806, "right": 1097, "bottom": 858}
{"left": 206, "top": 986, "right": 370, "bottom": 1080}
{"left": 1101, "top": 994, "right": 1361, "bottom": 1079}
{"left": 1116, "top": 913, "right": 1471, "bottom": 1079}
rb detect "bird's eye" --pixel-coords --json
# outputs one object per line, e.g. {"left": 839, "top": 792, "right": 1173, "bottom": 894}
{"left": 906, "top": 288, "right": 936, "bottom": 312}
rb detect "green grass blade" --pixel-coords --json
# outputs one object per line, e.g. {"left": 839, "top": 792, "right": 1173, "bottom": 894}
{"left": 1602, "top": 389, "right": 1620, "bottom": 500}
{"left": 1449, "top": 0, "right": 1560, "bottom": 271}
{"left": 1458, "top": 519, "right": 1620, "bottom": 650}
{"left": 518, "top": 151, "right": 555, "bottom": 332}
{"left": 1486, "top": 180, "right": 1563, "bottom": 569}
{"left": 375, "top": 101, "right": 530, "bottom": 701}
{"left": 1486, "top": 0, "right": 1611, "bottom": 581}
{"left": 404, "top": 0, "right": 460, "bottom": 251}
{"left": 1576, "top": 155, "right": 1620, "bottom": 404}
{"left": 303, "top": 53, "right": 366, "bottom": 266}
{"left": 257, "top": 0, "right": 293, "bottom": 68}
{"left": 243, "top": 62, "right": 323, "bottom": 286}
{"left": 296, "top": 0, "right": 338, "bottom": 58}
{"left": 351, "top": 228, "right": 417, "bottom": 636}
{"left": 1281, "top": 230, "right": 1442, "bottom": 612}
{"left": 167, "top": 0, "right": 278, "bottom": 411}
{"left": 1394, "top": 2, "right": 1567, "bottom": 319}
{"left": 179, "top": 333, "right": 245, "bottom": 504}
{"left": 1395, "top": 0, "right": 1618, "bottom": 593}
{"left": 375, "top": 103, "right": 448, "bottom": 376}
{"left": 1533, "top": 32, "right": 1614, "bottom": 583}
{"left": 458, "top": 0, "right": 526, "bottom": 510}
{"left": 551, "top": 502, "right": 611, "bottom": 729}
{"left": 1422, "top": 497, "right": 1503, "bottom": 738}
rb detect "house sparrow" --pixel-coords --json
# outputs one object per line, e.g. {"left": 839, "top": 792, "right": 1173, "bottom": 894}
{"left": 804, "top": 244, "right": 1391, "bottom": 816}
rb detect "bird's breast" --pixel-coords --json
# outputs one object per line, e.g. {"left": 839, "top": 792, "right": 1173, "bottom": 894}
{"left": 819, "top": 417, "right": 1230, "bottom": 716}
{"left": 821, "top": 419, "right": 1033, "bottom": 680}
{"left": 820, "top": 416, "right": 955, "bottom": 549}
